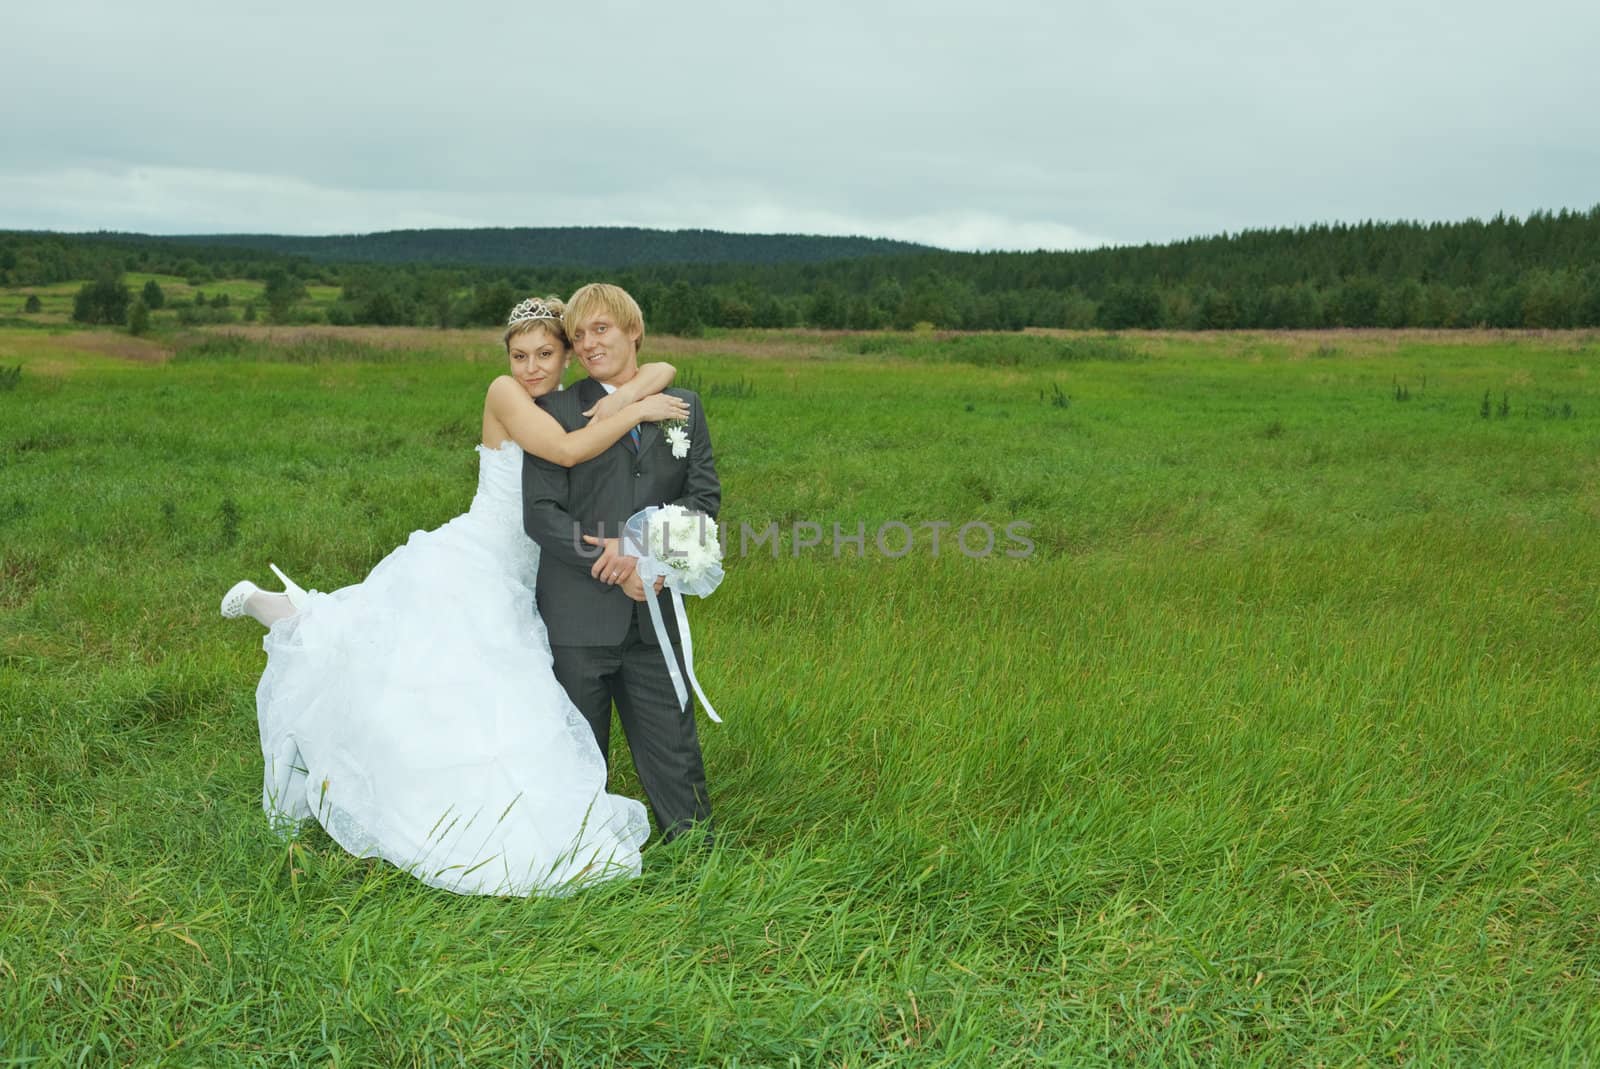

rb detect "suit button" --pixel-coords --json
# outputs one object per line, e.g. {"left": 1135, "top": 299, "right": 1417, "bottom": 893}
{"left": 635, "top": 471, "right": 642, "bottom": 477}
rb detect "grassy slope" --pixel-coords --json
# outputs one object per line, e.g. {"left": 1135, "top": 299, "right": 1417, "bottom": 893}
{"left": 1, "top": 328, "right": 1597, "bottom": 1065}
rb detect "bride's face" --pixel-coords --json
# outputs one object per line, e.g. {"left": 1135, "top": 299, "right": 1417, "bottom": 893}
{"left": 507, "top": 327, "right": 569, "bottom": 398}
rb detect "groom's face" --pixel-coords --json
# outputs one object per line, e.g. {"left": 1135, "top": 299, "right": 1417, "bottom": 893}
{"left": 570, "top": 311, "right": 640, "bottom": 384}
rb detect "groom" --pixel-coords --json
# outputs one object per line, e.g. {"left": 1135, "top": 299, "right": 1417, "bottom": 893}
{"left": 523, "top": 283, "right": 719, "bottom": 845}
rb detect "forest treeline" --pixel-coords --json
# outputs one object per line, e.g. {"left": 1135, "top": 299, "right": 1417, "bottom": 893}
{"left": 149, "top": 227, "right": 940, "bottom": 267}
{"left": 5, "top": 207, "right": 1599, "bottom": 332}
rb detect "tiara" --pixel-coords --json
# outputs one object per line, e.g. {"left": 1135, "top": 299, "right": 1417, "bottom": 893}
{"left": 507, "top": 298, "right": 562, "bottom": 326}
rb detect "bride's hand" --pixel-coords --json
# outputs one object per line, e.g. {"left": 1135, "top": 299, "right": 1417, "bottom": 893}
{"left": 582, "top": 392, "right": 628, "bottom": 422}
{"left": 635, "top": 394, "right": 690, "bottom": 424}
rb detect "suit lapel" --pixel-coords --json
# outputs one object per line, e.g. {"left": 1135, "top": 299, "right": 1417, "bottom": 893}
{"left": 634, "top": 386, "right": 680, "bottom": 458}
{"left": 575, "top": 377, "right": 635, "bottom": 456}
{"left": 636, "top": 418, "right": 660, "bottom": 456}
{"left": 580, "top": 377, "right": 667, "bottom": 457}
{"left": 576, "top": 377, "right": 607, "bottom": 425}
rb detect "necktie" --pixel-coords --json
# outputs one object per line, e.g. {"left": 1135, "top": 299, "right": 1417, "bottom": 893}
{"left": 629, "top": 427, "right": 641, "bottom": 452}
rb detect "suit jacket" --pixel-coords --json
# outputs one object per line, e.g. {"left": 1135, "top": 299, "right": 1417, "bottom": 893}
{"left": 523, "top": 377, "right": 721, "bottom": 646}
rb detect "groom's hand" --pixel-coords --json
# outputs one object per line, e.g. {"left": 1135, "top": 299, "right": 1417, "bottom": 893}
{"left": 582, "top": 536, "right": 638, "bottom": 586}
{"left": 620, "top": 572, "right": 667, "bottom": 602}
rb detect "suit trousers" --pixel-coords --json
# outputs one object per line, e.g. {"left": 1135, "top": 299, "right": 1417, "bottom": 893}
{"left": 549, "top": 615, "right": 712, "bottom": 844}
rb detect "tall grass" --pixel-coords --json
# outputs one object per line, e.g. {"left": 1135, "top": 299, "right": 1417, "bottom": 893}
{"left": 171, "top": 332, "right": 460, "bottom": 365}
{"left": 2, "top": 329, "right": 1597, "bottom": 1064}
{"left": 843, "top": 332, "right": 1142, "bottom": 366}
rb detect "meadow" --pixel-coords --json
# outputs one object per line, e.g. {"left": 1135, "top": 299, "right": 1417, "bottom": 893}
{"left": 2, "top": 323, "right": 1598, "bottom": 1065}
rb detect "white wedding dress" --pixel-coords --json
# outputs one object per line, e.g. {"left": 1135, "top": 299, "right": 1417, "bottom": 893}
{"left": 254, "top": 441, "right": 649, "bottom": 896}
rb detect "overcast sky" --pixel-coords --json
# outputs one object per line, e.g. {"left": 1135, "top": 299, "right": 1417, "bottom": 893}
{"left": 3, "top": 0, "right": 1596, "bottom": 250}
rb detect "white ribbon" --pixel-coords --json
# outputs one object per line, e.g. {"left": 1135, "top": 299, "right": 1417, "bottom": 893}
{"left": 623, "top": 505, "right": 724, "bottom": 725}
{"left": 643, "top": 587, "right": 721, "bottom": 723}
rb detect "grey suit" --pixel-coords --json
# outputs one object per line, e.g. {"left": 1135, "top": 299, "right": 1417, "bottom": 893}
{"left": 523, "top": 377, "right": 720, "bottom": 843}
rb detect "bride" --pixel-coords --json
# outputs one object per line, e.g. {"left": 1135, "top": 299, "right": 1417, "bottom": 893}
{"left": 220, "top": 296, "right": 689, "bottom": 896}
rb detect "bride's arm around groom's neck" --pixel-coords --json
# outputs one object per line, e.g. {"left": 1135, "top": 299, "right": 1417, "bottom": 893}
{"left": 522, "top": 390, "right": 595, "bottom": 571}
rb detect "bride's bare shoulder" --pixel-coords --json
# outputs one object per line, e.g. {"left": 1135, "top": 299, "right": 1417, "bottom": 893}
{"left": 484, "top": 374, "right": 521, "bottom": 400}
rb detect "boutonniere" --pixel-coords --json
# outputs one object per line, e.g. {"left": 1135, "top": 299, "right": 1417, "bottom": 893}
{"left": 660, "top": 419, "right": 690, "bottom": 459}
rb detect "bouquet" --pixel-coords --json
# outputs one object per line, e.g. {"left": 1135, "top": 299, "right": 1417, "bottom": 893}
{"left": 625, "top": 504, "right": 723, "bottom": 595}
{"left": 622, "top": 505, "right": 724, "bottom": 721}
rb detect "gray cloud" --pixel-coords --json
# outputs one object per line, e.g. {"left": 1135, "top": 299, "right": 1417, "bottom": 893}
{"left": 3, "top": 0, "right": 1596, "bottom": 249}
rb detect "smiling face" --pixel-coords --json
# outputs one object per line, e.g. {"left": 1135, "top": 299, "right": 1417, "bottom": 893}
{"left": 505, "top": 325, "right": 568, "bottom": 398}
{"left": 568, "top": 310, "right": 641, "bottom": 385}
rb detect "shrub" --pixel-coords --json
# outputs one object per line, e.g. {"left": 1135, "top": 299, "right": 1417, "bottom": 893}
{"left": 468, "top": 281, "right": 517, "bottom": 326}
{"left": 72, "top": 275, "right": 131, "bottom": 325}
{"left": 264, "top": 271, "right": 309, "bottom": 323}
{"left": 355, "top": 289, "right": 405, "bottom": 326}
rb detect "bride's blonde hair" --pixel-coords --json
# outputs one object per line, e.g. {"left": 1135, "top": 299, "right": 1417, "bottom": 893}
{"left": 503, "top": 295, "right": 571, "bottom": 350}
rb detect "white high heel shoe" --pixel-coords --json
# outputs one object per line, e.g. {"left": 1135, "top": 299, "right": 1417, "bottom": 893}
{"left": 220, "top": 563, "right": 308, "bottom": 620}
{"left": 268, "top": 563, "right": 308, "bottom": 608}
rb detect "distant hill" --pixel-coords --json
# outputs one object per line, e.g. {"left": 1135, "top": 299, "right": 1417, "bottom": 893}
{"left": 148, "top": 227, "right": 942, "bottom": 268}
{"left": 8, "top": 206, "right": 1598, "bottom": 330}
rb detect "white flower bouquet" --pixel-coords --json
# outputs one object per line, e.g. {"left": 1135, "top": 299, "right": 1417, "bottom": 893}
{"left": 622, "top": 504, "right": 724, "bottom": 721}
{"left": 624, "top": 504, "right": 723, "bottom": 596}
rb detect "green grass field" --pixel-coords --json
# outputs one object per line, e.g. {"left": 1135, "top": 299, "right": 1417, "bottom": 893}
{"left": 2, "top": 325, "right": 1598, "bottom": 1065}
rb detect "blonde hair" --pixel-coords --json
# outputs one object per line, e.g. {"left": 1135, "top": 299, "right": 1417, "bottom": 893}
{"left": 566, "top": 283, "right": 645, "bottom": 354}
{"left": 503, "top": 295, "right": 570, "bottom": 350}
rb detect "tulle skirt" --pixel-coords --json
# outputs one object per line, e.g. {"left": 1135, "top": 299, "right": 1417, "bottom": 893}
{"left": 255, "top": 508, "right": 649, "bottom": 896}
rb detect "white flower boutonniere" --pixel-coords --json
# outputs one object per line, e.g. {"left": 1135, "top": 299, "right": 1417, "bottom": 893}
{"left": 661, "top": 419, "right": 690, "bottom": 459}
